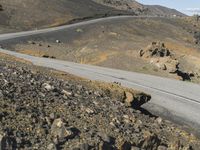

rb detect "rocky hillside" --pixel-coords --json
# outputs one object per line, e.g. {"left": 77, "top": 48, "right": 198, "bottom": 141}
{"left": 0, "top": 53, "right": 200, "bottom": 149}
{"left": 92, "top": 0, "right": 185, "bottom": 16}
{"left": 0, "top": 0, "right": 132, "bottom": 33}
{"left": 0, "top": 0, "right": 186, "bottom": 33}
{"left": 146, "top": 5, "right": 185, "bottom": 17}
{"left": 92, "top": 0, "right": 145, "bottom": 14}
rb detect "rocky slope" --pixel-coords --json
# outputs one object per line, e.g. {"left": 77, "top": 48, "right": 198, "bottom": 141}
{"left": 92, "top": 0, "right": 145, "bottom": 14}
{"left": 0, "top": 54, "right": 200, "bottom": 149}
{"left": 92, "top": 0, "right": 185, "bottom": 16}
{"left": 145, "top": 5, "right": 185, "bottom": 17}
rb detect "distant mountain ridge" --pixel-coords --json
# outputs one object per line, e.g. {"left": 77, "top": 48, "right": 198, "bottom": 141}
{"left": 146, "top": 5, "right": 186, "bottom": 17}
{"left": 92, "top": 0, "right": 186, "bottom": 16}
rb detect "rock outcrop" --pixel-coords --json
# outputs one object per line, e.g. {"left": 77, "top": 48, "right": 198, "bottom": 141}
{"left": 139, "top": 42, "right": 171, "bottom": 58}
{"left": 140, "top": 42, "right": 196, "bottom": 81}
{"left": 139, "top": 42, "right": 178, "bottom": 73}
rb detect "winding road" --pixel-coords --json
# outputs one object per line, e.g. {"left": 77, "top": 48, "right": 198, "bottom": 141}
{"left": 0, "top": 16, "right": 200, "bottom": 135}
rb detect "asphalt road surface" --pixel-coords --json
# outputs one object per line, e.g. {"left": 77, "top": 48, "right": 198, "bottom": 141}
{"left": 0, "top": 48, "right": 200, "bottom": 136}
{"left": 0, "top": 15, "right": 199, "bottom": 135}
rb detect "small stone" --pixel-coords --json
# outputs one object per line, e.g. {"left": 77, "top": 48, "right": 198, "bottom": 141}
{"left": 39, "top": 92, "right": 45, "bottom": 97}
{"left": 156, "top": 117, "right": 163, "bottom": 124}
{"left": 123, "top": 115, "right": 129, "bottom": 119}
{"left": 123, "top": 115, "right": 130, "bottom": 123}
{"left": 76, "top": 28, "right": 83, "bottom": 33}
{"left": 43, "top": 83, "right": 54, "bottom": 91}
{"left": 51, "top": 118, "right": 73, "bottom": 141}
{"left": 157, "top": 145, "right": 168, "bottom": 150}
{"left": 131, "top": 146, "right": 140, "bottom": 150}
{"left": 94, "top": 91, "right": 101, "bottom": 97}
{"left": 47, "top": 143, "right": 57, "bottom": 150}
{"left": 56, "top": 40, "right": 61, "bottom": 43}
{"left": 85, "top": 108, "right": 94, "bottom": 114}
{"left": 61, "top": 89, "right": 72, "bottom": 96}
{"left": 49, "top": 113, "right": 55, "bottom": 120}
{"left": 28, "top": 41, "right": 36, "bottom": 44}
{"left": 109, "top": 122, "right": 115, "bottom": 127}
{"left": 97, "top": 132, "right": 111, "bottom": 143}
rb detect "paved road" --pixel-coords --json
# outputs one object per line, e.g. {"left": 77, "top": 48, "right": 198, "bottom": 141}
{"left": 1, "top": 48, "right": 200, "bottom": 135}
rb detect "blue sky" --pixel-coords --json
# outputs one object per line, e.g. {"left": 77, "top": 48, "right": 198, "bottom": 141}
{"left": 136, "top": 0, "right": 200, "bottom": 16}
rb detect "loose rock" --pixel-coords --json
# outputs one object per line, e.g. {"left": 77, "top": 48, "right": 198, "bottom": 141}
{"left": 51, "top": 118, "right": 74, "bottom": 142}
{"left": 43, "top": 83, "right": 54, "bottom": 91}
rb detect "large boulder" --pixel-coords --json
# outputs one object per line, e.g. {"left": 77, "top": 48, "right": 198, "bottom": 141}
{"left": 123, "top": 91, "right": 151, "bottom": 108}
